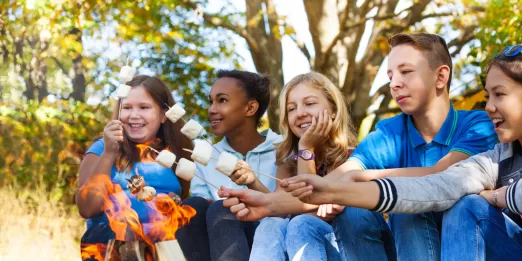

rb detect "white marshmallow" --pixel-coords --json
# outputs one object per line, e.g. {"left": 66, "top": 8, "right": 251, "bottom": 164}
{"left": 180, "top": 119, "right": 203, "bottom": 140}
{"left": 215, "top": 152, "right": 238, "bottom": 176}
{"left": 116, "top": 84, "right": 132, "bottom": 98}
{"left": 175, "top": 158, "right": 196, "bottom": 181}
{"left": 156, "top": 150, "right": 176, "bottom": 168}
{"left": 165, "top": 104, "right": 186, "bottom": 123}
{"left": 137, "top": 186, "right": 156, "bottom": 201}
{"left": 119, "top": 65, "right": 136, "bottom": 83}
{"left": 191, "top": 141, "right": 214, "bottom": 166}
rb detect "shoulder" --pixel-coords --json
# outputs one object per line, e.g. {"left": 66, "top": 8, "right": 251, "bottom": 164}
{"left": 374, "top": 113, "right": 407, "bottom": 134}
{"left": 456, "top": 110, "right": 490, "bottom": 126}
{"left": 85, "top": 138, "right": 104, "bottom": 156}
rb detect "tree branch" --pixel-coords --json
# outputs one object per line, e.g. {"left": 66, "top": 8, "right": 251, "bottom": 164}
{"left": 52, "top": 56, "right": 71, "bottom": 79}
{"left": 289, "top": 33, "right": 311, "bottom": 63}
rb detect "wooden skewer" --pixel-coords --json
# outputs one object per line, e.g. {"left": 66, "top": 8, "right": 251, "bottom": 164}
{"left": 117, "top": 99, "right": 123, "bottom": 121}
{"left": 148, "top": 146, "right": 160, "bottom": 154}
{"left": 164, "top": 103, "right": 222, "bottom": 153}
{"left": 182, "top": 149, "right": 283, "bottom": 182}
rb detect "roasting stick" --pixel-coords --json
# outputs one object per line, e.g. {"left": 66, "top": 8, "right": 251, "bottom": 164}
{"left": 164, "top": 103, "right": 221, "bottom": 153}
{"left": 182, "top": 148, "right": 283, "bottom": 182}
{"left": 148, "top": 146, "right": 219, "bottom": 189}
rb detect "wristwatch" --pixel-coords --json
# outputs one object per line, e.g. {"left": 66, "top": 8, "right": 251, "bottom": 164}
{"left": 296, "top": 149, "right": 315, "bottom": 161}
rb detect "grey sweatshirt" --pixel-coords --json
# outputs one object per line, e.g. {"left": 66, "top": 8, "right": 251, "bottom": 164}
{"left": 372, "top": 141, "right": 522, "bottom": 222}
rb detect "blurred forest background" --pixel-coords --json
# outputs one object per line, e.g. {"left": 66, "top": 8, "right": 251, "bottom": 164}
{"left": 0, "top": 0, "right": 521, "bottom": 259}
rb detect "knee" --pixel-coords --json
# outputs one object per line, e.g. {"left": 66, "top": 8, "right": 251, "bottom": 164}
{"left": 182, "top": 196, "right": 210, "bottom": 218}
{"left": 256, "top": 217, "right": 288, "bottom": 234}
{"left": 287, "top": 215, "right": 331, "bottom": 237}
{"left": 445, "top": 195, "right": 490, "bottom": 219}
{"left": 206, "top": 200, "right": 234, "bottom": 225}
{"left": 334, "top": 206, "right": 385, "bottom": 234}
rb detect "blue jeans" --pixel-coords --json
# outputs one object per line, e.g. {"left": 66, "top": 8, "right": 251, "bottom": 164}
{"left": 333, "top": 206, "right": 396, "bottom": 261}
{"left": 441, "top": 195, "right": 522, "bottom": 261}
{"left": 250, "top": 215, "right": 341, "bottom": 261}
{"left": 206, "top": 200, "right": 259, "bottom": 261}
{"left": 388, "top": 211, "right": 442, "bottom": 261}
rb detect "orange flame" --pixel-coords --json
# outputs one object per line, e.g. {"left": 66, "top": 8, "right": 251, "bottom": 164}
{"left": 136, "top": 139, "right": 162, "bottom": 158}
{"left": 80, "top": 243, "right": 106, "bottom": 261}
{"left": 79, "top": 171, "right": 196, "bottom": 260}
{"left": 145, "top": 194, "right": 196, "bottom": 242}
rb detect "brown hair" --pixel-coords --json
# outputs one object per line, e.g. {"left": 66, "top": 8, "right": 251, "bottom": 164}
{"left": 485, "top": 45, "right": 522, "bottom": 85}
{"left": 115, "top": 75, "right": 193, "bottom": 199}
{"left": 276, "top": 72, "right": 358, "bottom": 174}
{"left": 389, "top": 33, "right": 453, "bottom": 90}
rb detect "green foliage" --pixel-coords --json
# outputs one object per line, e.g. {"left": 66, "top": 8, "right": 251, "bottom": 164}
{"left": 0, "top": 100, "right": 110, "bottom": 202}
{"left": 456, "top": 0, "right": 522, "bottom": 89}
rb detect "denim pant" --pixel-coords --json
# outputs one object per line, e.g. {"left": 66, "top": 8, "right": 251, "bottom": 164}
{"left": 250, "top": 215, "right": 341, "bottom": 261}
{"left": 206, "top": 200, "right": 259, "bottom": 261}
{"left": 80, "top": 196, "right": 211, "bottom": 261}
{"left": 441, "top": 195, "right": 522, "bottom": 261}
{"left": 388, "top": 211, "right": 443, "bottom": 261}
{"left": 333, "top": 207, "right": 396, "bottom": 261}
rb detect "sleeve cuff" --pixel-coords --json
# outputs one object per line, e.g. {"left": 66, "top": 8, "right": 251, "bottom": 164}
{"left": 449, "top": 148, "right": 475, "bottom": 157}
{"left": 370, "top": 178, "right": 397, "bottom": 213}
{"left": 506, "top": 180, "right": 520, "bottom": 215}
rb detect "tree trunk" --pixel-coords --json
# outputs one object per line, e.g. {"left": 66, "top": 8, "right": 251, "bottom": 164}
{"left": 244, "top": 0, "right": 283, "bottom": 132}
{"left": 69, "top": 27, "right": 86, "bottom": 102}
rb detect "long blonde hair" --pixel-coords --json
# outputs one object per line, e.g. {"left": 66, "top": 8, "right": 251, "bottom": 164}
{"left": 276, "top": 72, "right": 357, "bottom": 174}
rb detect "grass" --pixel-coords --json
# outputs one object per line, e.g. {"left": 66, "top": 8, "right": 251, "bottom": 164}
{"left": 0, "top": 186, "right": 85, "bottom": 261}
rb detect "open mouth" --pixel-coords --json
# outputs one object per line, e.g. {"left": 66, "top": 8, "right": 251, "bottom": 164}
{"left": 299, "top": 123, "right": 311, "bottom": 129}
{"left": 211, "top": 120, "right": 222, "bottom": 127}
{"left": 129, "top": 123, "right": 145, "bottom": 129}
{"left": 492, "top": 118, "right": 505, "bottom": 129}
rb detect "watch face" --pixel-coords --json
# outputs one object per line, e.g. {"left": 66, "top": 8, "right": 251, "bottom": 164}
{"left": 301, "top": 150, "right": 313, "bottom": 160}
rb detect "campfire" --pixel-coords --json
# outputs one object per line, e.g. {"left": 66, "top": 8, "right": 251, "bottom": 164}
{"left": 79, "top": 173, "right": 196, "bottom": 261}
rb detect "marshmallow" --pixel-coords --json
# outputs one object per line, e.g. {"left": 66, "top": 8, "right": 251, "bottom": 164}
{"left": 156, "top": 150, "right": 176, "bottom": 168}
{"left": 165, "top": 104, "right": 186, "bottom": 123}
{"left": 137, "top": 186, "right": 156, "bottom": 201}
{"left": 215, "top": 152, "right": 238, "bottom": 176}
{"left": 175, "top": 158, "right": 196, "bottom": 181}
{"left": 127, "top": 175, "right": 146, "bottom": 194}
{"left": 180, "top": 119, "right": 203, "bottom": 140}
{"left": 191, "top": 141, "right": 213, "bottom": 166}
{"left": 119, "top": 65, "right": 136, "bottom": 83}
{"left": 116, "top": 84, "right": 132, "bottom": 98}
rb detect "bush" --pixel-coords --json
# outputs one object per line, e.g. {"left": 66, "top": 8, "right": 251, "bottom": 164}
{"left": 0, "top": 100, "right": 111, "bottom": 203}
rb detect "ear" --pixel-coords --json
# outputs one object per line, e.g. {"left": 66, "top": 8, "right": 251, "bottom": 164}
{"left": 245, "top": 100, "right": 259, "bottom": 117}
{"left": 435, "top": 65, "right": 451, "bottom": 91}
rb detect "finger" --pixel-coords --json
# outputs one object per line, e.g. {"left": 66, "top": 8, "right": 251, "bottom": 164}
{"left": 323, "top": 112, "right": 333, "bottom": 136}
{"left": 280, "top": 180, "right": 289, "bottom": 188}
{"left": 284, "top": 182, "right": 308, "bottom": 193}
{"left": 326, "top": 204, "right": 333, "bottom": 215}
{"left": 106, "top": 123, "right": 123, "bottom": 131}
{"left": 230, "top": 203, "right": 246, "bottom": 214}
{"left": 314, "top": 113, "right": 323, "bottom": 133}
{"left": 297, "top": 190, "right": 313, "bottom": 201}
{"left": 332, "top": 204, "right": 345, "bottom": 213}
{"left": 236, "top": 174, "right": 248, "bottom": 185}
{"left": 290, "top": 185, "right": 313, "bottom": 198}
{"left": 237, "top": 208, "right": 250, "bottom": 220}
{"left": 307, "top": 116, "right": 317, "bottom": 133}
{"left": 223, "top": 197, "right": 239, "bottom": 207}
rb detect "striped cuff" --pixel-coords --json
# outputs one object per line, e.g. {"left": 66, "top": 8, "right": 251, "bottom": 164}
{"left": 506, "top": 180, "right": 520, "bottom": 215}
{"left": 371, "top": 178, "right": 397, "bottom": 213}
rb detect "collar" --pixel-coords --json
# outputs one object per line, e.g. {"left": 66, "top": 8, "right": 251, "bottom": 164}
{"left": 407, "top": 104, "right": 457, "bottom": 148}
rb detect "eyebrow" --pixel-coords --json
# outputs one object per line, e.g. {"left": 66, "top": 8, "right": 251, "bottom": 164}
{"left": 485, "top": 84, "right": 504, "bottom": 92}
{"left": 303, "top": 95, "right": 319, "bottom": 99}
{"left": 208, "top": 93, "right": 229, "bottom": 99}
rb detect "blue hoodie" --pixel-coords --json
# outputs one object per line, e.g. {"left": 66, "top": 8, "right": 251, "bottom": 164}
{"left": 190, "top": 129, "right": 282, "bottom": 200}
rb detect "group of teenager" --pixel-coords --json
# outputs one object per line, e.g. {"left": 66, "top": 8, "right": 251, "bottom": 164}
{"left": 77, "top": 32, "right": 522, "bottom": 261}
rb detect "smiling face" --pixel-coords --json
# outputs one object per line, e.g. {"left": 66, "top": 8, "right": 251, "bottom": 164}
{"left": 208, "top": 77, "right": 252, "bottom": 137}
{"left": 286, "top": 83, "right": 333, "bottom": 138}
{"left": 484, "top": 66, "right": 522, "bottom": 144}
{"left": 387, "top": 45, "right": 442, "bottom": 115}
{"left": 120, "top": 86, "right": 166, "bottom": 143}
